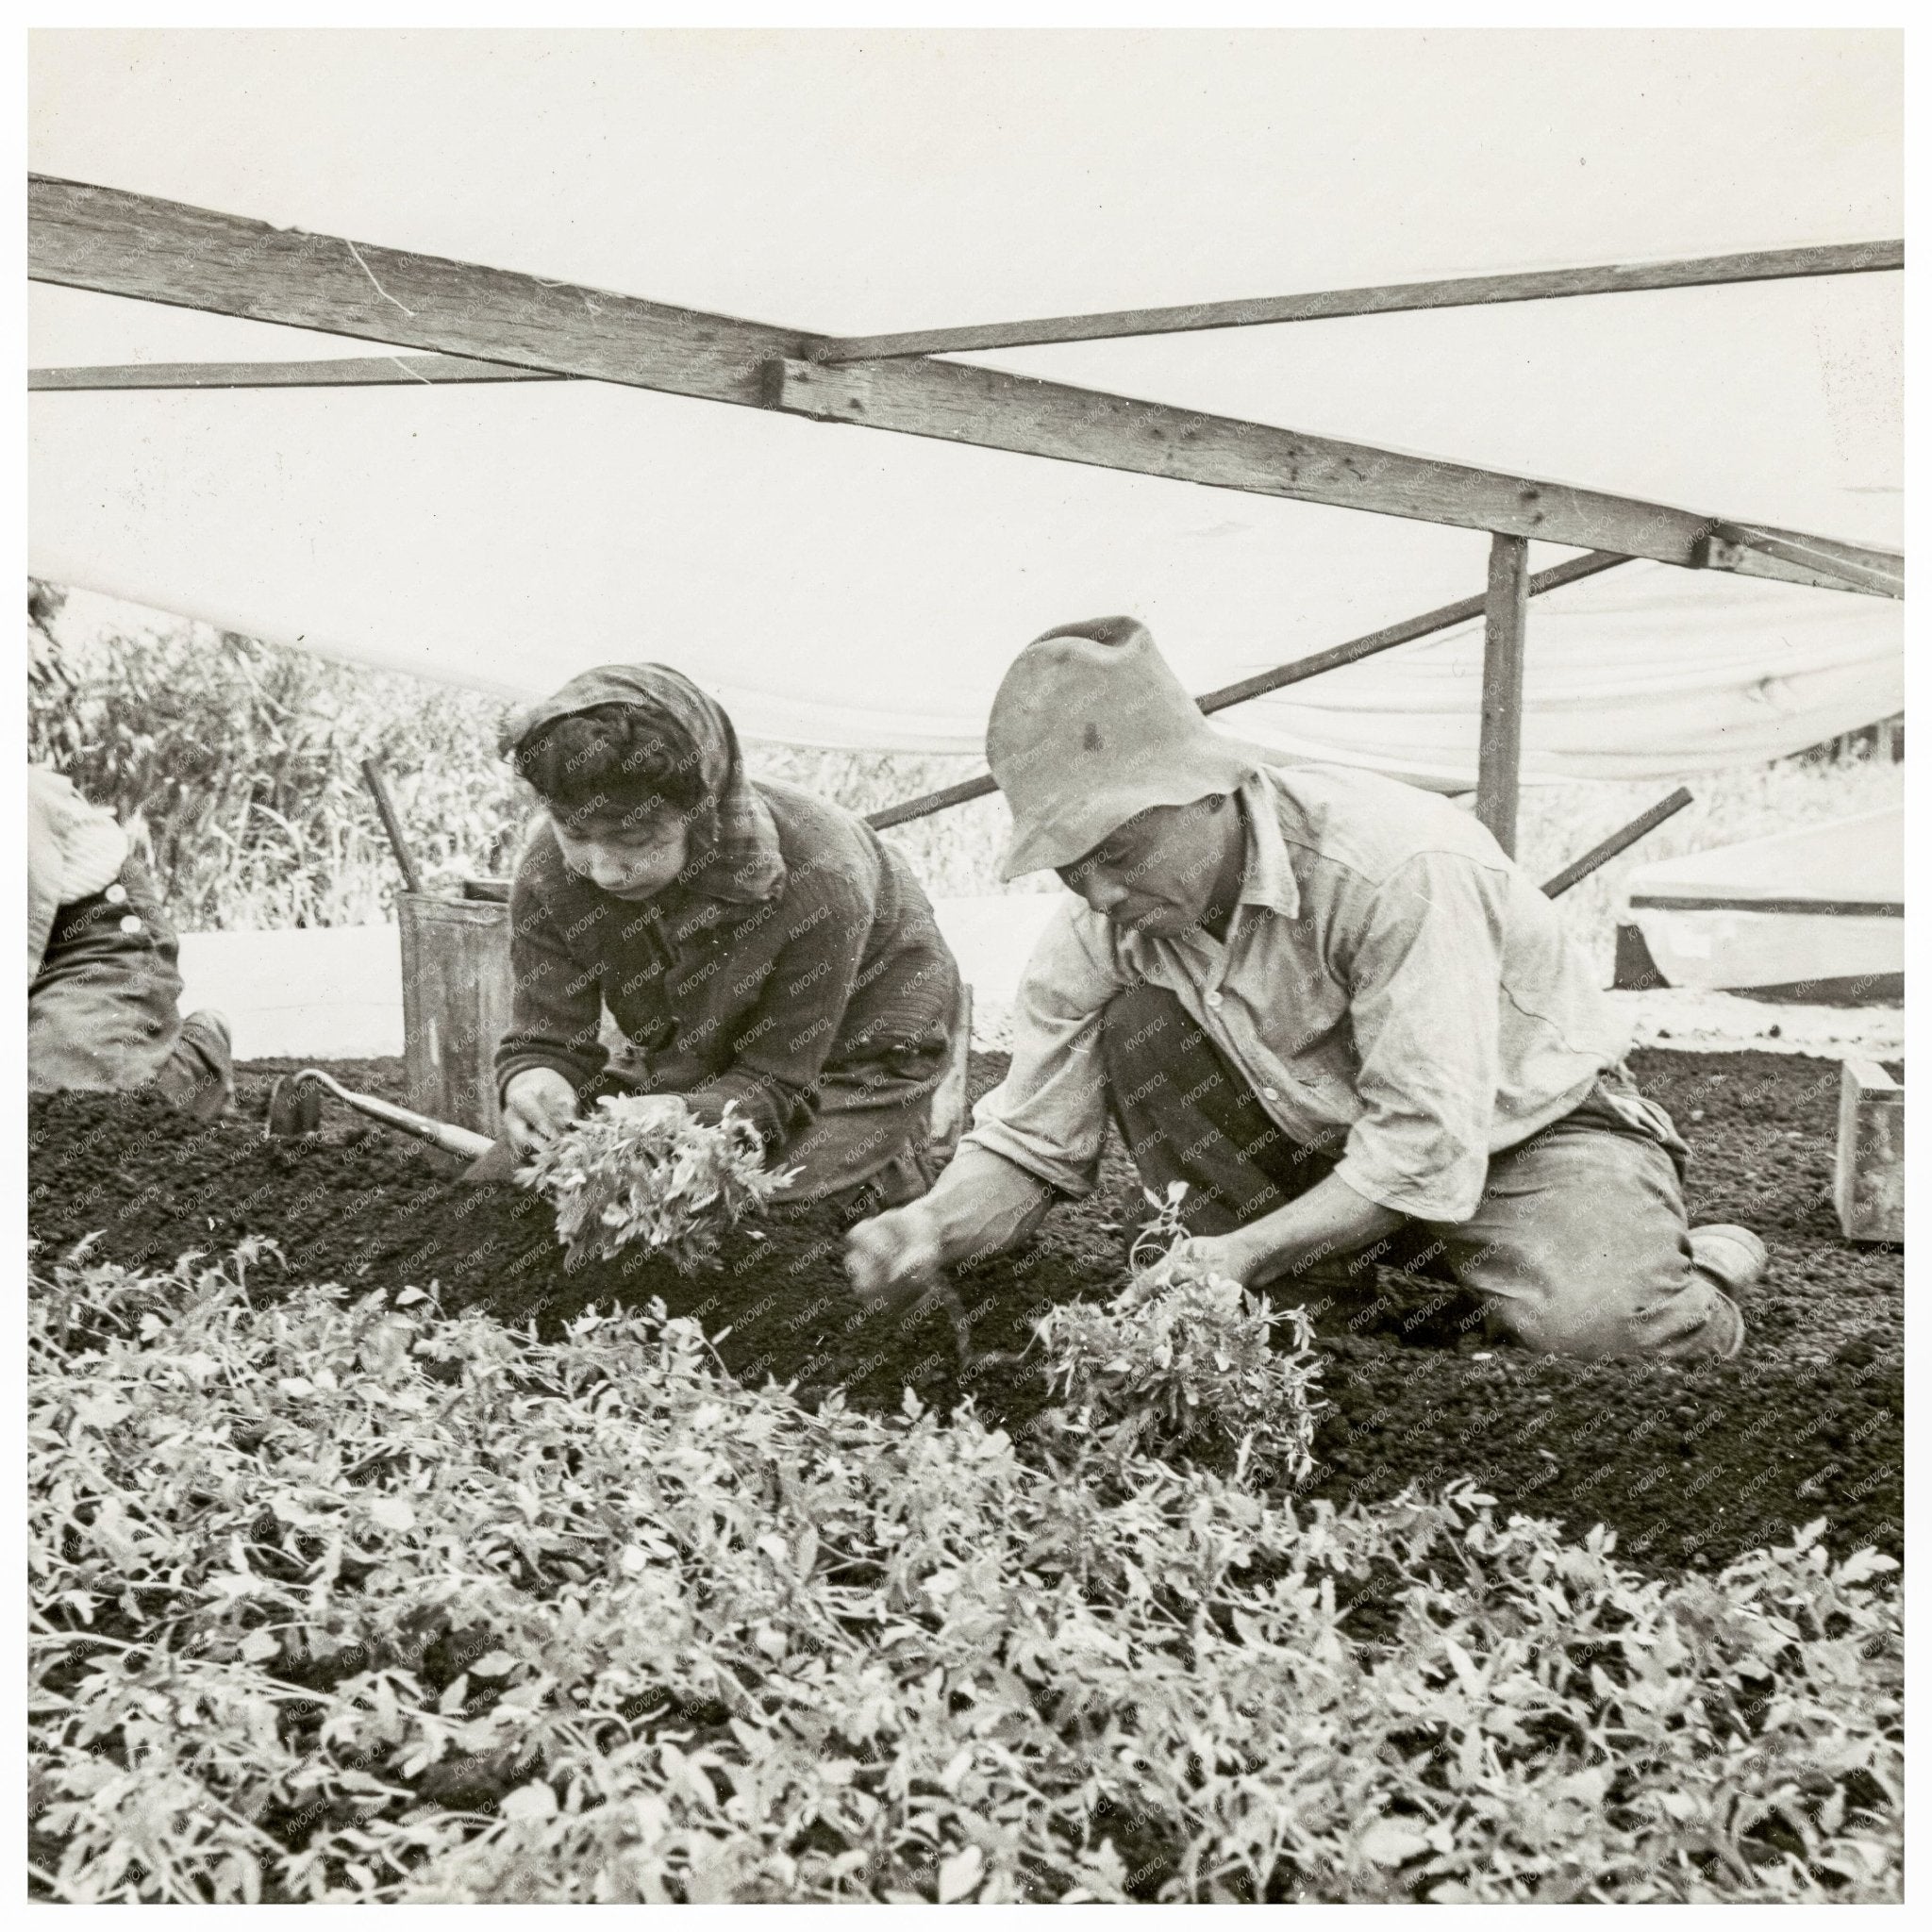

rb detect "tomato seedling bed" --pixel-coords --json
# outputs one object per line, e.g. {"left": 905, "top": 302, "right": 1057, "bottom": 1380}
{"left": 27, "top": 1047, "right": 1899, "bottom": 1578}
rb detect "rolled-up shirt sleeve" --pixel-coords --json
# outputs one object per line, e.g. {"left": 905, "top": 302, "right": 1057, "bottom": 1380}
{"left": 958, "top": 904, "right": 1129, "bottom": 1198}
{"left": 1331, "top": 852, "right": 1510, "bottom": 1224}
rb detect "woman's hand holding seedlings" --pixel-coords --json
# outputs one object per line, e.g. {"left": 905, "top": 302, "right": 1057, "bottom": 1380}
{"left": 503, "top": 1068, "right": 580, "bottom": 1158}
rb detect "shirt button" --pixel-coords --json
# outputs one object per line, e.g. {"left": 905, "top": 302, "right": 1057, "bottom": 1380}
{"left": 1262, "top": 1086, "right": 1280, "bottom": 1101}
{"left": 1205, "top": 991, "right": 1224, "bottom": 1008}
{"left": 105, "top": 883, "right": 127, "bottom": 905}
{"left": 118, "top": 915, "right": 144, "bottom": 936}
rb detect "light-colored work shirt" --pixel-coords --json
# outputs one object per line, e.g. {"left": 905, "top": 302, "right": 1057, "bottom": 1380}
{"left": 27, "top": 766, "right": 129, "bottom": 981}
{"left": 964, "top": 763, "right": 1632, "bottom": 1224}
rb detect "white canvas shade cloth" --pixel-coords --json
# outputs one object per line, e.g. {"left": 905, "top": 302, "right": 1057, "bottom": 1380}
{"left": 1623, "top": 807, "right": 1903, "bottom": 994}
{"left": 27, "top": 32, "right": 1902, "bottom": 783}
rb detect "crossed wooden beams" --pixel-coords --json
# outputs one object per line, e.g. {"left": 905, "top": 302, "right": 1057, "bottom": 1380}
{"left": 27, "top": 175, "right": 1904, "bottom": 854}
{"left": 814, "top": 239, "right": 1905, "bottom": 361}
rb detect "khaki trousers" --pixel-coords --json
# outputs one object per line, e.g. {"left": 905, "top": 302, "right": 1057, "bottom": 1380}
{"left": 27, "top": 860, "right": 231, "bottom": 1123}
{"left": 1101, "top": 984, "right": 1742, "bottom": 1360}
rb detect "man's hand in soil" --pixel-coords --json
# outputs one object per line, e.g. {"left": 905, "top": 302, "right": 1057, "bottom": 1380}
{"left": 844, "top": 1145, "right": 1058, "bottom": 1307}
{"left": 1173, "top": 1173, "right": 1407, "bottom": 1289}
{"left": 845, "top": 1200, "right": 946, "bottom": 1308}
{"left": 503, "top": 1068, "right": 579, "bottom": 1158}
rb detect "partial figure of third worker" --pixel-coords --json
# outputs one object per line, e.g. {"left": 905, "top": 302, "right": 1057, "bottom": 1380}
{"left": 845, "top": 615, "right": 1765, "bottom": 1359}
{"left": 27, "top": 764, "right": 234, "bottom": 1122}
{"left": 484, "top": 663, "right": 963, "bottom": 1213}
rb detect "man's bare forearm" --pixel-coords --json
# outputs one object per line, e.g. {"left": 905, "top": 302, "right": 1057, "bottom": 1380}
{"left": 1230, "top": 1171, "right": 1408, "bottom": 1286}
{"left": 923, "top": 1145, "right": 1060, "bottom": 1268}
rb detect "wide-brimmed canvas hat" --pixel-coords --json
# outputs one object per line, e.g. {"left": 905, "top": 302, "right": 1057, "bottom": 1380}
{"left": 987, "top": 616, "right": 1261, "bottom": 879}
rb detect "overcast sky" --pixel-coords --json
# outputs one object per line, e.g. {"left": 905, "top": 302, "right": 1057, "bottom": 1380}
{"left": 27, "top": 30, "right": 1901, "bottom": 741}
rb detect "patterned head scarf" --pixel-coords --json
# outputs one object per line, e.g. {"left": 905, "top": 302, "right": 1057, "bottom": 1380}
{"left": 500, "top": 664, "right": 784, "bottom": 906}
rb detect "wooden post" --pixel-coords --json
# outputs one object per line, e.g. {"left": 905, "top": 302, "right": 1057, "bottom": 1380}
{"left": 1475, "top": 534, "right": 1531, "bottom": 856}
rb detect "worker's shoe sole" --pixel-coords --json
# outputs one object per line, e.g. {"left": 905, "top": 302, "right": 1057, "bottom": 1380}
{"left": 1689, "top": 1224, "right": 1765, "bottom": 1359}
{"left": 178, "top": 1008, "right": 236, "bottom": 1124}
{"left": 1689, "top": 1223, "right": 1768, "bottom": 1297}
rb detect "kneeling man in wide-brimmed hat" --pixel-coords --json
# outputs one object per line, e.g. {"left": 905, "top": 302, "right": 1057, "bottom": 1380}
{"left": 846, "top": 616, "right": 1763, "bottom": 1359}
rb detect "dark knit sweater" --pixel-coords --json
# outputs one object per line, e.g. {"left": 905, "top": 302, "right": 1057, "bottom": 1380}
{"left": 495, "top": 777, "right": 959, "bottom": 1152}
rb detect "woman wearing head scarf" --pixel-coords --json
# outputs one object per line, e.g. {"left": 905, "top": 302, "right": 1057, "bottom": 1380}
{"left": 491, "top": 665, "right": 962, "bottom": 1211}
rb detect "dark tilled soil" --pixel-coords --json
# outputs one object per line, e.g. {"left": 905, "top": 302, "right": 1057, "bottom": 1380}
{"left": 27, "top": 1049, "right": 1901, "bottom": 1578}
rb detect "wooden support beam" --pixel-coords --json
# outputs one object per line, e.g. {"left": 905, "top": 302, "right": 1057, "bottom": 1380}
{"left": 1539, "top": 787, "right": 1692, "bottom": 899}
{"left": 814, "top": 240, "right": 1905, "bottom": 363}
{"left": 28, "top": 177, "right": 1901, "bottom": 597}
{"left": 1696, "top": 523, "right": 1905, "bottom": 599}
{"left": 867, "top": 549, "right": 1630, "bottom": 831}
{"left": 1192, "top": 549, "right": 1626, "bottom": 714}
{"left": 27, "top": 175, "right": 808, "bottom": 407}
{"left": 1475, "top": 534, "right": 1531, "bottom": 855}
{"left": 29, "top": 354, "right": 564, "bottom": 391}
{"left": 765, "top": 358, "right": 1901, "bottom": 597}
{"left": 865, "top": 772, "right": 999, "bottom": 833}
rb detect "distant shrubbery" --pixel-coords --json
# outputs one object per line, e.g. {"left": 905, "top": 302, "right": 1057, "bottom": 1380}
{"left": 31, "top": 1245, "right": 1902, "bottom": 1904}
{"left": 28, "top": 581, "right": 528, "bottom": 929}
{"left": 30, "top": 579, "right": 1904, "bottom": 965}
{"left": 25, "top": 582, "right": 1038, "bottom": 930}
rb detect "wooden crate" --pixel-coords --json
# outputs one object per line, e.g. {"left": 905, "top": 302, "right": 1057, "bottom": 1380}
{"left": 1833, "top": 1058, "right": 1904, "bottom": 1244}
{"left": 398, "top": 890, "right": 515, "bottom": 1139}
